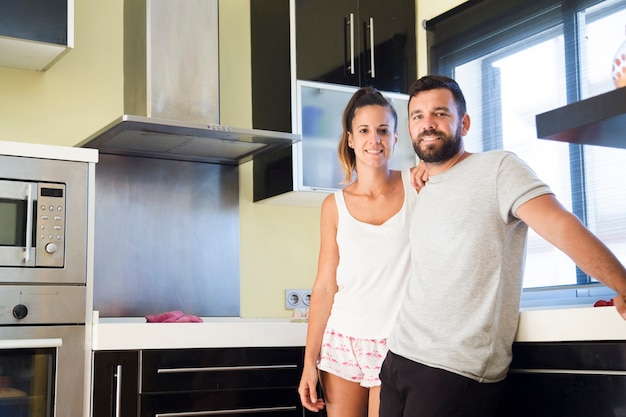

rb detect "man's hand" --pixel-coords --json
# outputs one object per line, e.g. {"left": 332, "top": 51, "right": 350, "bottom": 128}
{"left": 410, "top": 163, "right": 429, "bottom": 191}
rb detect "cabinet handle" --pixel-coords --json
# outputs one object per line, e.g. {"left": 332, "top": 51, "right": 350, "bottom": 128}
{"left": 156, "top": 364, "right": 298, "bottom": 374}
{"left": 114, "top": 364, "right": 123, "bottom": 417}
{"left": 155, "top": 406, "right": 297, "bottom": 416}
{"left": 348, "top": 12, "right": 355, "bottom": 75}
{"left": 368, "top": 17, "right": 375, "bottom": 78}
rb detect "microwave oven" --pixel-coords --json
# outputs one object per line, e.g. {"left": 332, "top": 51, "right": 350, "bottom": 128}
{"left": 0, "top": 180, "right": 66, "bottom": 268}
{"left": 0, "top": 153, "right": 90, "bottom": 284}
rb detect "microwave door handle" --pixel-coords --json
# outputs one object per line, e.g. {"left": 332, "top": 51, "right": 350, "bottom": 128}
{"left": 24, "top": 183, "right": 34, "bottom": 262}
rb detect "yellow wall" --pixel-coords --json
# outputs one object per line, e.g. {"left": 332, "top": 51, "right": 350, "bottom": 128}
{"left": 0, "top": 0, "right": 465, "bottom": 318}
{"left": 0, "top": 1, "right": 123, "bottom": 147}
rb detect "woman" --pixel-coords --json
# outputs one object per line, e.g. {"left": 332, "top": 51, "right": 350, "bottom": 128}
{"left": 298, "top": 87, "right": 419, "bottom": 417}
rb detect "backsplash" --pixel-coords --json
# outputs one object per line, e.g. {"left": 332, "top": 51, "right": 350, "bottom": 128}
{"left": 92, "top": 154, "right": 240, "bottom": 317}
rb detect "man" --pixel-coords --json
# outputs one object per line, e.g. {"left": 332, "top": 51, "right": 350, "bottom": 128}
{"left": 379, "top": 75, "right": 626, "bottom": 417}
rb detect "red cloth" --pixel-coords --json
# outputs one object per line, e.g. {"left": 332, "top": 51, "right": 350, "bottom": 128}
{"left": 145, "top": 310, "right": 203, "bottom": 323}
{"left": 593, "top": 298, "right": 614, "bottom": 307}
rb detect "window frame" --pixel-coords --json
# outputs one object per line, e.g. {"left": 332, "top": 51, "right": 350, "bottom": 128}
{"left": 425, "top": 0, "right": 624, "bottom": 307}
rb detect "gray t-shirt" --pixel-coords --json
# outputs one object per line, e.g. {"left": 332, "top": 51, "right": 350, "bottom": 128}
{"left": 388, "top": 151, "right": 552, "bottom": 383}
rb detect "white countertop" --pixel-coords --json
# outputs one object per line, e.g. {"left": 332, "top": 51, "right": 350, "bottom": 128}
{"left": 0, "top": 139, "right": 98, "bottom": 163}
{"left": 515, "top": 305, "right": 626, "bottom": 342}
{"left": 92, "top": 315, "right": 308, "bottom": 350}
{"left": 91, "top": 306, "right": 626, "bottom": 351}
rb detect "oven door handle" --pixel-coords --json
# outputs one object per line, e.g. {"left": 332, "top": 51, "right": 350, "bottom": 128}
{"left": 0, "top": 338, "right": 63, "bottom": 349}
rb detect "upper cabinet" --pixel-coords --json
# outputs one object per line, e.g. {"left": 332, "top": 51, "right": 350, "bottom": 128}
{"left": 295, "top": 0, "right": 416, "bottom": 92}
{"left": 250, "top": 0, "right": 417, "bottom": 205}
{"left": 250, "top": 0, "right": 416, "bottom": 133}
{"left": 0, "top": 0, "right": 74, "bottom": 71}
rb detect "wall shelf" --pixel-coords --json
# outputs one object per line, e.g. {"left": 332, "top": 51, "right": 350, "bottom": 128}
{"left": 535, "top": 87, "right": 626, "bottom": 149}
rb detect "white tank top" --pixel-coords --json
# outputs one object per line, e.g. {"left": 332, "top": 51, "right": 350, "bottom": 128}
{"left": 326, "top": 169, "right": 417, "bottom": 339}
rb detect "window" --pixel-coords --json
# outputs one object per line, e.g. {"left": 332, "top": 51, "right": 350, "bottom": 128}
{"left": 427, "top": 0, "right": 626, "bottom": 306}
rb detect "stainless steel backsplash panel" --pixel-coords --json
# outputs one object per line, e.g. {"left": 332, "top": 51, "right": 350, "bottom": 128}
{"left": 93, "top": 154, "right": 239, "bottom": 317}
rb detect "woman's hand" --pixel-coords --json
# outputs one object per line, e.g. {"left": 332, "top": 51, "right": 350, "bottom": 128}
{"left": 298, "top": 365, "right": 325, "bottom": 412}
{"left": 410, "top": 163, "right": 429, "bottom": 191}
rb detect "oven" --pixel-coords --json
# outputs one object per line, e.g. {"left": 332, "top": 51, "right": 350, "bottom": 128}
{"left": 0, "top": 142, "right": 97, "bottom": 417}
{"left": 0, "top": 317, "right": 86, "bottom": 417}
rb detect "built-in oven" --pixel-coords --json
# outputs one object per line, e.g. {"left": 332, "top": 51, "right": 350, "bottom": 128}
{"left": 0, "top": 142, "right": 97, "bottom": 417}
{"left": 0, "top": 285, "right": 87, "bottom": 417}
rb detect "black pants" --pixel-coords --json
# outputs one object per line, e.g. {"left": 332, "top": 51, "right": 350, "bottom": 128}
{"left": 379, "top": 351, "right": 504, "bottom": 417}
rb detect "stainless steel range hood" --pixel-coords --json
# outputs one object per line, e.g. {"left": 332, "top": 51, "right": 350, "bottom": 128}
{"left": 80, "top": 0, "right": 299, "bottom": 165}
{"left": 82, "top": 115, "right": 300, "bottom": 165}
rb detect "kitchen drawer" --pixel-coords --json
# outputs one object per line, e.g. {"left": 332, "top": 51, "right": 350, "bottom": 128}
{"left": 141, "top": 347, "right": 303, "bottom": 393}
{"left": 496, "top": 342, "right": 626, "bottom": 416}
{"left": 508, "top": 341, "right": 626, "bottom": 370}
{"left": 141, "top": 388, "right": 301, "bottom": 417}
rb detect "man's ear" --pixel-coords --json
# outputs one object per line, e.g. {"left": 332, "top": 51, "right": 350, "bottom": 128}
{"left": 461, "top": 113, "right": 471, "bottom": 136}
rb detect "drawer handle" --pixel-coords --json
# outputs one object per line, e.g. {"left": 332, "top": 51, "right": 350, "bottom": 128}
{"left": 510, "top": 368, "right": 626, "bottom": 376}
{"left": 157, "top": 364, "right": 297, "bottom": 374}
{"left": 155, "top": 405, "right": 297, "bottom": 416}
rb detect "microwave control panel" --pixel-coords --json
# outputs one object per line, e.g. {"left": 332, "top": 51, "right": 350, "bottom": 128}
{"left": 35, "top": 183, "right": 66, "bottom": 268}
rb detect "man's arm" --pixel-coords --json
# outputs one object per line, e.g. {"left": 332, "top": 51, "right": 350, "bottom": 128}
{"left": 516, "top": 194, "right": 626, "bottom": 320}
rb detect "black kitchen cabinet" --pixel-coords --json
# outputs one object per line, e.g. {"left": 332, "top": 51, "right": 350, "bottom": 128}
{"left": 140, "top": 347, "right": 306, "bottom": 416}
{"left": 296, "top": 0, "right": 415, "bottom": 92}
{"left": 92, "top": 350, "right": 140, "bottom": 417}
{"left": 250, "top": 0, "right": 416, "bottom": 133}
{"left": 93, "top": 347, "right": 315, "bottom": 417}
{"left": 0, "top": 0, "right": 73, "bottom": 71}
{"left": 495, "top": 341, "right": 626, "bottom": 416}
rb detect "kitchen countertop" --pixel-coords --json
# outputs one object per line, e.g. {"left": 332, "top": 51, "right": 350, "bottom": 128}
{"left": 0, "top": 139, "right": 98, "bottom": 162}
{"left": 515, "top": 305, "right": 626, "bottom": 342}
{"left": 91, "top": 306, "right": 626, "bottom": 351}
{"left": 92, "top": 313, "right": 308, "bottom": 350}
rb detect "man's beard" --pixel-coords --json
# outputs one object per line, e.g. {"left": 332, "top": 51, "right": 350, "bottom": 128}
{"left": 412, "top": 126, "right": 462, "bottom": 163}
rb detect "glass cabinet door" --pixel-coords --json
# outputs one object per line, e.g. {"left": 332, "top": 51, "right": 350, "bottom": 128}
{"left": 296, "top": 80, "right": 416, "bottom": 191}
{"left": 0, "top": 348, "right": 55, "bottom": 417}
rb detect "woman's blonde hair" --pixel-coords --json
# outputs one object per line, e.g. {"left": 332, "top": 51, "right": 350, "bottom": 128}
{"left": 337, "top": 87, "right": 398, "bottom": 183}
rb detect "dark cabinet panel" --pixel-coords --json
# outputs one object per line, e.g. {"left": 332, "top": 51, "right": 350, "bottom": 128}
{"left": 0, "top": 0, "right": 72, "bottom": 71}
{"left": 295, "top": 0, "right": 415, "bottom": 92}
{"left": 141, "top": 389, "right": 302, "bottom": 417}
{"left": 0, "top": 0, "right": 68, "bottom": 45}
{"left": 250, "top": 0, "right": 416, "bottom": 133}
{"left": 295, "top": 0, "right": 360, "bottom": 87}
{"left": 250, "top": 0, "right": 292, "bottom": 133}
{"left": 92, "top": 350, "right": 140, "bottom": 417}
{"left": 496, "top": 342, "right": 626, "bottom": 417}
{"left": 141, "top": 347, "right": 304, "bottom": 393}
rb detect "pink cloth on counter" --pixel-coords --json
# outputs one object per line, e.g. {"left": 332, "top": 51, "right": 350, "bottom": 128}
{"left": 145, "top": 310, "right": 203, "bottom": 323}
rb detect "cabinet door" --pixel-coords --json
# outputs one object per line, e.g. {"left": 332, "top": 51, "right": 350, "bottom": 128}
{"left": 295, "top": 0, "right": 416, "bottom": 93}
{"left": 496, "top": 342, "right": 626, "bottom": 416}
{"left": 296, "top": 0, "right": 361, "bottom": 87}
{"left": 140, "top": 347, "right": 306, "bottom": 416}
{"left": 358, "top": 0, "right": 416, "bottom": 93}
{"left": 92, "top": 351, "right": 139, "bottom": 417}
{"left": 297, "top": 81, "right": 416, "bottom": 191}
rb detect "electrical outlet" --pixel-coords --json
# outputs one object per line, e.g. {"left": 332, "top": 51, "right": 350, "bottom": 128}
{"left": 285, "top": 289, "right": 311, "bottom": 309}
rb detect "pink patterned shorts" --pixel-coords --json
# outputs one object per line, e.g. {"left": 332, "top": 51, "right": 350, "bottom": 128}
{"left": 317, "top": 328, "right": 388, "bottom": 388}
